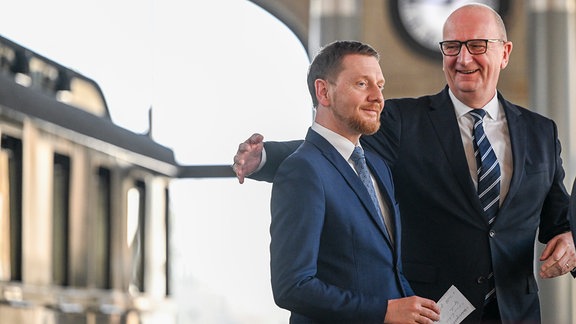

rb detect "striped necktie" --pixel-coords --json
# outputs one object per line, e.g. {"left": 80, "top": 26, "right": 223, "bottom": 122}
{"left": 469, "top": 109, "right": 500, "bottom": 306}
{"left": 469, "top": 109, "right": 501, "bottom": 224}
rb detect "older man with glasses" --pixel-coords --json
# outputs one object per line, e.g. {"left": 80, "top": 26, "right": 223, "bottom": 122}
{"left": 232, "top": 3, "right": 576, "bottom": 323}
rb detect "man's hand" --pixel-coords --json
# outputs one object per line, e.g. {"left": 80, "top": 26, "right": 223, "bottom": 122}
{"left": 232, "top": 133, "right": 264, "bottom": 184}
{"left": 384, "top": 296, "right": 440, "bottom": 324}
{"left": 539, "top": 232, "right": 576, "bottom": 278}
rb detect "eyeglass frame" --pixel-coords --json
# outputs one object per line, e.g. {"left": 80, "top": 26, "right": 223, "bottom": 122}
{"left": 438, "top": 39, "right": 506, "bottom": 56}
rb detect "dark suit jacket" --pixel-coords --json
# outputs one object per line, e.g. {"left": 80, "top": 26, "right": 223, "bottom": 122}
{"left": 270, "top": 128, "right": 413, "bottom": 324}
{"left": 258, "top": 87, "right": 570, "bottom": 324}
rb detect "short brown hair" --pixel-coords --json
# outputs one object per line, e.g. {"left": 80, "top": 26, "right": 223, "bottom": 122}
{"left": 307, "top": 40, "right": 379, "bottom": 108}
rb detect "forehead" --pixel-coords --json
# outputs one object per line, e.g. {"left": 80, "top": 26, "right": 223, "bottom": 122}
{"left": 338, "top": 54, "right": 383, "bottom": 76}
{"left": 443, "top": 9, "right": 499, "bottom": 40}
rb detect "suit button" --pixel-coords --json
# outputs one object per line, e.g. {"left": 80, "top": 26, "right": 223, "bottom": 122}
{"left": 489, "top": 230, "right": 496, "bottom": 238}
{"left": 477, "top": 276, "right": 486, "bottom": 284}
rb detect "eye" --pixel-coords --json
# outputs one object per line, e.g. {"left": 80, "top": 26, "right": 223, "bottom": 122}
{"left": 468, "top": 44, "right": 485, "bottom": 51}
{"left": 357, "top": 81, "right": 368, "bottom": 87}
{"left": 444, "top": 43, "right": 460, "bottom": 50}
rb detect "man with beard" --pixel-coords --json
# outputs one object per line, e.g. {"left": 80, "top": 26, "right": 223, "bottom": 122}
{"left": 269, "top": 40, "right": 440, "bottom": 324}
{"left": 234, "top": 4, "right": 576, "bottom": 323}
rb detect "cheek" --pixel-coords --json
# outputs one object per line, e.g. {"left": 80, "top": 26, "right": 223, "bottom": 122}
{"left": 487, "top": 59, "right": 503, "bottom": 74}
{"left": 442, "top": 59, "right": 455, "bottom": 72}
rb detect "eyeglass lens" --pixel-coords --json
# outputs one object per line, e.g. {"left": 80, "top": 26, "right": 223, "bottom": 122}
{"left": 441, "top": 40, "right": 488, "bottom": 56}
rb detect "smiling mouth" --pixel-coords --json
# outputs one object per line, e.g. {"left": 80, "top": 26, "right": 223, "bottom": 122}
{"left": 363, "top": 105, "right": 382, "bottom": 114}
{"left": 458, "top": 69, "right": 479, "bottom": 74}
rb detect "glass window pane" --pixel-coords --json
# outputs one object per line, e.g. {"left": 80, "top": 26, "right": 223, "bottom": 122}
{"left": 93, "top": 167, "right": 112, "bottom": 289}
{"left": 127, "top": 181, "right": 146, "bottom": 293}
{"left": 52, "top": 153, "right": 70, "bottom": 286}
{"left": 1, "top": 135, "right": 22, "bottom": 282}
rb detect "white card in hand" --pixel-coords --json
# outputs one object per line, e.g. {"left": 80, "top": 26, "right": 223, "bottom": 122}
{"left": 436, "top": 285, "right": 475, "bottom": 324}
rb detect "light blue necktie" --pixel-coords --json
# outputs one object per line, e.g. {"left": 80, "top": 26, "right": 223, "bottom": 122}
{"left": 350, "top": 146, "right": 387, "bottom": 231}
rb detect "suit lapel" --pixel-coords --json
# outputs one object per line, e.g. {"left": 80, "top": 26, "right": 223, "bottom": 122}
{"left": 305, "top": 129, "right": 394, "bottom": 247}
{"left": 365, "top": 153, "right": 396, "bottom": 247}
{"left": 427, "top": 89, "right": 527, "bottom": 224}
{"left": 428, "top": 88, "right": 483, "bottom": 215}
{"left": 498, "top": 93, "right": 525, "bottom": 211}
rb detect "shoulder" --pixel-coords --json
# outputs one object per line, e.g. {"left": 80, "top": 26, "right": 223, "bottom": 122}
{"left": 384, "top": 90, "right": 443, "bottom": 116}
{"left": 365, "top": 149, "right": 392, "bottom": 174}
{"left": 365, "top": 149, "right": 389, "bottom": 166}
{"left": 278, "top": 141, "right": 322, "bottom": 173}
{"left": 385, "top": 94, "right": 433, "bottom": 109}
{"left": 499, "top": 96, "right": 560, "bottom": 142}
{"left": 500, "top": 95, "right": 556, "bottom": 126}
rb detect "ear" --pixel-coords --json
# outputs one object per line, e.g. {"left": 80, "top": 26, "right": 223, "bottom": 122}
{"left": 500, "top": 41, "right": 513, "bottom": 69}
{"left": 315, "top": 79, "right": 331, "bottom": 107}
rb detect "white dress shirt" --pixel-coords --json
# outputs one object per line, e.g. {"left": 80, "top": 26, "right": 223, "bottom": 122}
{"left": 450, "top": 90, "right": 512, "bottom": 205}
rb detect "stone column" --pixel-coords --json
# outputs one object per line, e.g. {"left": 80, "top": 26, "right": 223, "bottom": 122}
{"left": 528, "top": 0, "right": 576, "bottom": 322}
{"left": 308, "top": 0, "right": 362, "bottom": 58}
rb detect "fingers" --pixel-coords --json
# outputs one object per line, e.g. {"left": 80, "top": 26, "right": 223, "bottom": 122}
{"left": 234, "top": 143, "right": 251, "bottom": 163}
{"left": 411, "top": 299, "right": 440, "bottom": 324}
{"left": 539, "top": 238, "right": 555, "bottom": 261}
{"left": 420, "top": 298, "right": 441, "bottom": 322}
{"left": 247, "top": 133, "right": 264, "bottom": 145}
{"left": 232, "top": 133, "right": 264, "bottom": 184}
{"left": 386, "top": 297, "right": 440, "bottom": 323}
{"left": 540, "top": 258, "right": 570, "bottom": 278}
{"left": 233, "top": 142, "right": 248, "bottom": 184}
{"left": 539, "top": 232, "right": 576, "bottom": 278}
{"left": 233, "top": 142, "right": 252, "bottom": 184}
{"left": 231, "top": 161, "right": 245, "bottom": 184}
{"left": 417, "top": 309, "right": 440, "bottom": 323}
{"left": 542, "top": 255, "right": 575, "bottom": 277}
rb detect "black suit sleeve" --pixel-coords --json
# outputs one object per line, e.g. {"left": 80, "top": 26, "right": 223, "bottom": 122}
{"left": 537, "top": 121, "right": 570, "bottom": 244}
{"left": 249, "top": 140, "right": 303, "bottom": 182}
{"left": 360, "top": 100, "right": 402, "bottom": 168}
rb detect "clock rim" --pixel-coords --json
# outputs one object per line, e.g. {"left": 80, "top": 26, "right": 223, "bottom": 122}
{"left": 387, "top": 0, "right": 511, "bottom": 62}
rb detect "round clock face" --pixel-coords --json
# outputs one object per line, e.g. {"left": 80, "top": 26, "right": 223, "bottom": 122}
{"left": 389, "top": 0, "right": 509, "bottom": 60}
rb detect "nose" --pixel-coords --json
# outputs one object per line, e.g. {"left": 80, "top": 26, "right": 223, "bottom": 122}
{"left": 370, "top": 91, "right": 383, "bottom": 104}
{"left": 457, "top": 45, "right": 474, "bottom": 64}
{"left": 369, "top": 85, "right": 384, "bottom": 103}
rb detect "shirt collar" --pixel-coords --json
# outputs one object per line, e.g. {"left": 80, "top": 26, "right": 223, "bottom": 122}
{"left": 311, "top": 122, "right": 356, "bottom": 160}
{"left": 449, "top": 89, "right": 501, "bottom": 121}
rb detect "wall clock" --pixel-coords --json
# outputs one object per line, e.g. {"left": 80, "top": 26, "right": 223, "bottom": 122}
{"left": 389, "top": 0, "right": 510, "bottom": 61}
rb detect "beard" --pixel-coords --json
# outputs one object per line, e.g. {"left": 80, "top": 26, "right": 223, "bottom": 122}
{"left": 348, "top": 114, "right": 380, "bottom": 135}
{"left": 333, "top": 106, "right": 381, "bottom": 135}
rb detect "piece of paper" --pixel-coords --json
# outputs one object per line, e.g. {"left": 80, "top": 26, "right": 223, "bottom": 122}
{"left": 436, "top": 285, "right": 475, "bottom": 324}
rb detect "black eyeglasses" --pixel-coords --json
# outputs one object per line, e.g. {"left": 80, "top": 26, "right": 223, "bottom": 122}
{"left": 439, "top": 39, "right": 505, "bottom": 56}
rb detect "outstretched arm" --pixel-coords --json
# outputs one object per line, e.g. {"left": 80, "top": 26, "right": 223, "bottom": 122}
{"left": 232, "top": 133, "right": 303, "bottom": 183}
